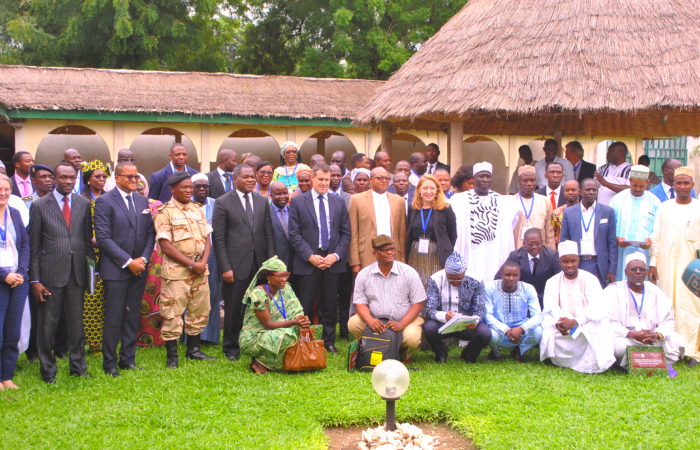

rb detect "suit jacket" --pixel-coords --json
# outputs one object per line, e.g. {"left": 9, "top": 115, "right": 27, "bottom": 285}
{"left": 650, "top": 182, "right": 697, "bottom": 202}
{"left": 406, "top": 206, "right": 457, "bottom": 267}
{"left": 206, "top": 170, "right": 227, "bottom": 199}
{"left": 430, "top": 161, "right": 451, "bottom": 174}
{"left": 94, "top": 189, "right": 156, "bottom": 281}
{"left": 148, "top": 164, "right": 199, "bottom": 203}
{"left": 577, "top": 160, "right": 597, "bottom": 182}
{"left": 0, "top": 207, "right": 29, "bottom": 281}
{"left": 213, "top": 190, "right": 274, "bottom": 278}
{"left": 560, "top": 202, "right": 618, "bottom": 278}
{"left": 288, "top": 190, "right": 351, "bottom": 275}
{"left": 348, "top": 190, "right": 407, "bottom": 267}
{"left": 10, "top": 176, "right": 33, "bottom": 198}
{"left": 536, "top": 185, "right": 566, "bottom": 207}
{"left": 495, "top": 246, "right": 560, "bottom": 303}
{"left": 29, "top": 193, "right": 93, "bottom": 287}
{"left": 269, "top": 203, "right": 294, "bottom": 269}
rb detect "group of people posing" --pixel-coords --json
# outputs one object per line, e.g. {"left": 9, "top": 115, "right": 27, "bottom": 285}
{"left": 0, "top": 138, "right": 697, "bottom": 387}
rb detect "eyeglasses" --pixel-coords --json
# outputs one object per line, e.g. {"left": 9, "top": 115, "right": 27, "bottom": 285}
{"left": 372, "top": 176, "right": 391, "bottom": 182}
{"left": 257, "top": 170, "right": 273, "bottom": 176}
{"left": 193, "top": 184, "right": 209, "bottom": 189}
{"left": 272, "top": 272, "right": 291, "bottom": 279}
{"left": 376, "top": 246, "right": 396, "bottom": 253}
{"left": 627, "top": 267, "right": 647, "bottom": 273}
{"left": 92, "top": 174, "right": 108, "bottom": 179}
{"left": 117, "top": 174, "right": 140, "bottom": 180}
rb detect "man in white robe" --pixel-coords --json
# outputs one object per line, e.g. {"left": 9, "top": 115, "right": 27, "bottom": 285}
{"left": 507, "top": 165, "right": 555, "bottom": 249}
{"left": 650, "top": 166, "right": 700, "bottom": 367}
{"left": 540, "top": 240, "right": 615, "bottom": 373}
{"left": 450, "top": 161, "right": 516, "bottom": 281}
{"left": 609, "top": 165, "right": 660, "bottom": 280}
{"left": 606, "top": 252, "right": 683, "bottom": 369}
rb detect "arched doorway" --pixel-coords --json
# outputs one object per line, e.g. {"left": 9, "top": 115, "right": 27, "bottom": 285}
{"left": 299, "top": 130, "right": 357, "bottom": 163}
{"left": 463, "top": 136, "right": 508, "bottom": 194}
{"left": 376, "top": 133, "right": 427, "bottom": 164}
{"left": 35, "top": 125, "right": 110, "bottom": 169}
{"left": 130, "top": 127, "right": 198, "bottom": 178}
{"left": 219, "top": 129, "right": 280, "bottom": 169}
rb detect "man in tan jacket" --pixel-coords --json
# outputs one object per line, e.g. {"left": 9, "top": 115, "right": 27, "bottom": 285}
{"left": 348, "top": 167, "right": 407, "bottom": 273}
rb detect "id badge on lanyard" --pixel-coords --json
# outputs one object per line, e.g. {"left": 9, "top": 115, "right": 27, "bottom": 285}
{"left": 418, "top": 208, "right": 433, "bottom": 254}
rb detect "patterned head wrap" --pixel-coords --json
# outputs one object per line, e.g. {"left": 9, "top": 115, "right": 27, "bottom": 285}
{"left": 351, "top": 168, "right": 371, "bottom": 182}
{"left": 81, "top": 159, "right": 111, "bottom": 176}
{"left": 629, "top": 165, "right": 650, "bottom": 180}
{"left": 242, "top": 256, "right": 288, "bottom": 305}
{"left": 674, "top": 166, "right": 695, "bottom": 180}
{"left": 280, "top": 141, "right": 299, "bottom": 156}
{"left": 445, "top": 252, "right": 467, "bottom": 275}
{"left": 296, "top": 168, "right": 313, "bottom": 177}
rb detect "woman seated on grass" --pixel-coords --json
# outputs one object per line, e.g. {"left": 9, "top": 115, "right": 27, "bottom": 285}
{"left": 240, "top": 256, "right": 313, "bottom": 374}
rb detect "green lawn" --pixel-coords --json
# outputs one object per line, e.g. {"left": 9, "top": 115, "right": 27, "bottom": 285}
{"left": 2, "top": 341, "right": 699, "bottom": 449}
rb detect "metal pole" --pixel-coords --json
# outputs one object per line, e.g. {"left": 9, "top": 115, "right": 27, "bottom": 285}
{"left": 384, "top": 398, "right": 396, "bottom": 431}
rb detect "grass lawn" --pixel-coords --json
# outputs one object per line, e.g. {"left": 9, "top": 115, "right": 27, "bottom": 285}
{"left": 2, "top": 340, "right": 699, "bottom": 449}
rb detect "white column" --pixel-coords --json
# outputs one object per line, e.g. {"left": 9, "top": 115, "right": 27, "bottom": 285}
{"left": 448, "top": 121, "right": 464, "bottom": 169}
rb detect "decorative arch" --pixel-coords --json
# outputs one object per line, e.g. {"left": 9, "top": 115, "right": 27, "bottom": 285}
{"left": 462, "top": 135, "right": 508, "bottom": 194}
{"left": 35, "top": 124, "right": 110, "bottom": 169}
{"left": 375, "top": 132, "right": 427, "bottom": 164}
{"left": 299, "top": 130, "right": 357, "bottom": 163}
{"left": 130, "top": 127, "right": 198, "bottom": 179}
{"left": 218, "top": 128, "right": 281, "bottom": 170}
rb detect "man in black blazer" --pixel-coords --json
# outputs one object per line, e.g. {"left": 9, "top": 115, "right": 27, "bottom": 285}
{"left": 269, "top": 181, "right": 294, "bottom": 268}
{"left": 94, "top": 163, "right": 155, "bottom": 377}
{"left": 213, "top": 164, "right": 274, "bottom": 361}
{"left": 149, "top": 143, "right": 198, "bottom": 203}
{"left": 535, "top": 161, "right": 567, "bottom": 208}
{"left": 495, "top": 228, "right": 561, "bottom": 307}
{"left": 30, "top": 163, "right": 94, "bottom": 383}
{"left": 288, "top": 164, "right": 351, "bottom": 353}
{"left": 425, "top": 143, "right": 450, "bottom": 174}
{"left": 565, "top": 141, "right": 596, "bottom": 182}
{"left": 206, "top": 148, "right": 237, "bottom": 199}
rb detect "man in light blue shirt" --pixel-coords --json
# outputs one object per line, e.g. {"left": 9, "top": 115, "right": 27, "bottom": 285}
{"left": 485, "top": 261, "right": 543, "bottom": 361}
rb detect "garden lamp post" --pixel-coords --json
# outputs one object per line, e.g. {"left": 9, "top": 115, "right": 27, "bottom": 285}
{"left": 371, "top": 360, "right": 410, "bottom": 431}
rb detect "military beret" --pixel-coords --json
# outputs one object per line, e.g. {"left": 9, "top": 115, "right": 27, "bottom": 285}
{"left": 166, "top": 171, "right": 191, "bottom": 186}
{"left": 371, "top": 234, "right": 394, "bottom": 249}
{"left": 30, "top": 164, "right": 54, "bottom": 176}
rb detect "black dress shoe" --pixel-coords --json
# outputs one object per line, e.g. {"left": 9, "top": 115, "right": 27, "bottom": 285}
{"left": 511, "top": 348, "right": 524, "bottom": 363}
{"left": 487, "top": 351, "right": 499, "bottom": 361}
{"left": 434, "top": 352, "right": 448, "bottom": 363}
{"left": 687, "top": 358, "right": 699, "bottom": 368}
{"left": 70, "top": 372, "right": 92, "bottom": 379}
{"left": 225, "top": 353, "right": 239, "bottom": 362}
{"left": 104, "top": 367, "right": 120, "bottom": 377}
{"left": 118, "top": 363, "right": 142, "bottom": 371}
{"left": 325, "top": 344, "right": 339, "bottom": 354}
{"left": 43, "top": 375, "right": 56, "bottom": 384}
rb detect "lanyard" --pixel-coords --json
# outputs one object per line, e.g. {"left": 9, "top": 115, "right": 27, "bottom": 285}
{"left": 519, "top": 194, "right": 534, "bottom": 220}
{"left": 256, "top": 184, "right": 270, "bottom": 196}
{"left": 265, "top": 284, "right": 287, "bottom": 319}
{"left": 581, "top": 205, "right": 596, "bottom": 233}
{"left": 420, "top": 208, "right": 433, "bottom": 235}
{"left": 628, "top": 287, "right": 645, "bottom": 318}
{"left": 0, "top": 208, "right": 7, "bottom": 243}
{"left": 574, "top": 161, "right": 582, "bottom": 172}
{"left": 284, "top": 164, "right": 298, "bottom": 179}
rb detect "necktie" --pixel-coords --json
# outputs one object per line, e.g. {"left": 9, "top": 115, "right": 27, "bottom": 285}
{"left": 224, "top": 173, "right": 233, "bottom": 192}
{"left": 669, "top": 187, "right": 675, "bottom": 199}
{"left": 318, "top": 194, "right": 329, "bottom": 249}
{"left": 127, "top": 194, "right": 137, "bottom": 224}
{"left": 550, "top": 191, "right": 556, "bottom": 210}
{"left": 278, "top": 207, "right": 288, "bottom": 236}
{"left": 21, "top": 180, "right": 30, "bottom": 197}
{"left": 428, "top": 164, "right": 434, "bottom": 174}
{"left": 531, "top": 257, "right": 539, "bottom": 276}
{"left": 244, "top": 193, "right": 254, "bottom": 225}
{"left": 62, "top": 196, "right": 71, "bottom": 227}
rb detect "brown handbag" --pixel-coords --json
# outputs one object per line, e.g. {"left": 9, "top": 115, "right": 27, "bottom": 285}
{"left": 283, "top": 328, "right": 327, "bottom": 372}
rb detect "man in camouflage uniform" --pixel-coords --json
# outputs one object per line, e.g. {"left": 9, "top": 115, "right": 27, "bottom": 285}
{"left": 154, "top": 171, "right": 215, "bottom": 367}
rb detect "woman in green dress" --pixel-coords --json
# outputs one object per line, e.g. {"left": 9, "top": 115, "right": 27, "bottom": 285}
{"left": 240, "top": 256, "right": 311, "bottom": 374}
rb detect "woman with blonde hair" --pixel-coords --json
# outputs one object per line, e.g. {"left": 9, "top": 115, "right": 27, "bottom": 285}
{"left": 406, "top": 174, "right": 457, "bottom": 288}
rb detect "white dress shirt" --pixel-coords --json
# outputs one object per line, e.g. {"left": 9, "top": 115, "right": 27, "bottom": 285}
{"left": 236, "top": 189, "right": 254, "bottom": 214}
{"left": 580, "top": 202, "right": 597, "bottom": 255}
{"left": 372, "top": 190, "right": 392, "bottom": 237}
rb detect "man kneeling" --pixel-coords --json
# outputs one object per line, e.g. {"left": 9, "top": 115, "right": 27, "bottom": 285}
{"left": 348, "top": 235, "right": 426, "bottom": 360}
{"left": 540, "top": 240, "right": 615, "bottom": 373}
{"left": 606, "top": 252, "right": 683, "bottom": 370}
{"left": 485, "top": 262, "right": 543, "bottom": 362}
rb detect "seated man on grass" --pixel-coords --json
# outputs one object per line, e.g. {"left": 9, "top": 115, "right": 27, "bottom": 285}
{"left": 424, "top": 252, "right": 491, "bottom": 363}
{"left": 485, "top": 261, "right": 543, "bottom": 362}
{"left": 348, "top": 235, "right": 426, "bottom": 360}
{"left": 606, "top": 252, "right": 683, "bottom": 370}
{"left": 540, "top": 240, "right": 615, "bottom": 374}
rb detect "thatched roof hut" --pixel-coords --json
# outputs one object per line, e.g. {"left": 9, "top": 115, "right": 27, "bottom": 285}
{"left": 357, "top": 0, "right": 700, "bottom": 136}
{"left": 0, "top": 65, "right": 384, "bottom": 121}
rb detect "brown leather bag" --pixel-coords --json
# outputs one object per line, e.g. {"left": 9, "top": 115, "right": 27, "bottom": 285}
{"left": 283, "top": 328, "right": 327, "bottom": 372}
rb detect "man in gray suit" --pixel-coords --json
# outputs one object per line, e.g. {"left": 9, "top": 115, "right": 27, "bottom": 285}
{"left": 269, "top": 181, "right": 294, "bottom": 268}
{"left": 212, "top": 164, "right": 274, "bottom": 361}
{"left": 30, "top": 163, "right": 94, "bottom": 383}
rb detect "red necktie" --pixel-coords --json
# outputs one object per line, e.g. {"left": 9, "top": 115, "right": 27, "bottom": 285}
{"left": 550, "top": 191, "right": 556, "bottom": 210}
{"left": 62, "top": 196, "right": 71, "bottom": 227}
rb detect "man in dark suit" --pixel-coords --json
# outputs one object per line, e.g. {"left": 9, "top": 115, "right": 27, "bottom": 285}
{"left": 425, "top": 143, "right": 450, "bottom": 174}
{"left": 565, "top": 141, "right": 596, "bottom": 182}
{"left": 62, "top": 148, "right": 84, "bottom": 195}
{"left": 560, "top": 178, "right": 618, "bottom": 287}
{"left": 94, "top": 162, "right": 155, "bottom": 377}
{"left": 388, "top": 172, "right": 415, "bottom": 215}
{"left": 213, "top": 163, "right": 274, "bottom": 361}
{"left": 269, "top": 181, "right": 293, "bottom": 268}
{"left": 495, "top": 228, "right": 560, "bottom": 307}
{"left": 288, "top": 164, "right": 351, "bottom": 353}
{"left": 149, "top": 143, "right": 198, "bottom": 203}
{"left": 10, "top": 151, "right": 34, "bottom": 198}
{"left": 206, "top": 148, "right": 237, "bottom": 199}
{"left": 30, "top": 163, "right": 94, "bottom": 383}
{"left": 536, "top": 161, "right": 567, "bottom": 208}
